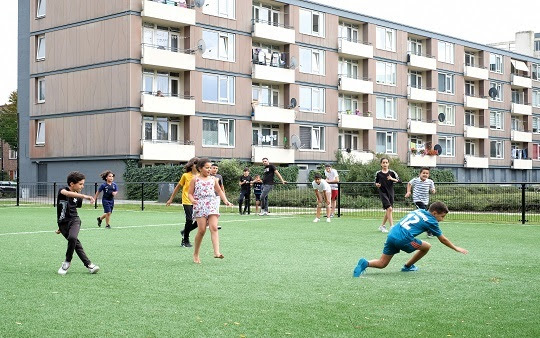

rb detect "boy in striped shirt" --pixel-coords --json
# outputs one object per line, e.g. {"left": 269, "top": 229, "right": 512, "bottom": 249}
{"left": 405, "top": 167, "right": 436, "bottom": 237}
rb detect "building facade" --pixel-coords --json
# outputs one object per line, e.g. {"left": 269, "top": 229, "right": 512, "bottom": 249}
{"left": 18, "top": 0, "right": 540, "bottom": 183}
{"left": 488, "top": 31, "right": 540, "bottom": 59}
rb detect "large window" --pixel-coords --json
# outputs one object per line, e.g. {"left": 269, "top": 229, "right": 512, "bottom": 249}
{"left": 252, "top": 2, "right": 281, "bottom": 25}
{"left": 533, "top": 117, "right": 540, "bottom": 134}
{"left": 376, "top": 96, "right": 397, "bottom": 120}
{"left": 299, "top": 47, "right": 325, "bottom": 75}
{"left": 408, "top": 38, "right": 423, "bottom": 56}
{"left": 202, "top": 29, "right": 235, "bottom": 62}
{"left": 338, "top": 58, "right": 358, "bottom": 79}
{"left": 376, "top": 27, "right": 396, "bottom": 52}
{"left": 465, "top": 140, "right": 476, "bottom": 156}
{"left": 252, "top": 123, "right": 279, "bottom": 147}
{"left": 465, "top": 52, "right": 476, "bottom": 67}
{"left": 37, "top": 0, "right": 46, "bottom": 18}
{"left": 299, "top": 125, "right": 325, "bottom": 150}
{"left": 511, "top": 89, "right": 524, "bottom": 104}
{"left": 490, "top": 140, "right": 504, "bottom": 159}
{"left": 202, "top": 73, "right": 235, "bottom": 104}
{"left": 36, "top": 35, "right": 45, "bottom": 60}
{"left": 533, "top": 63, "right": 540, "bottom": 81}
{"left": 438, "top": 72, "right": 454, "bottom": 94}
{"left": 36, "top": 120, "right": 45, "bottom": 145}
{"left": 299, "top": 86, "right": 325, "bottom": 113}
{"left": 299, "top": 9, "right": 324, "bottom": 37}
{"left": 376, "top": 131, "right": 397, "bottom": 154}
{"left": 408, "top": 71, "right": 422, "bottom": 89}
{"left": 438, "top": 41, "right": 454, "bottom": 64}
{"left": 143, "top": 23, "right": 182, "bottom": 52}
{"left": 203, "top": 0, "right": 235, "bottom": 19}
{"left": 143, "top": 116, "right": 180, "bottom": 142}
{"left": 252, "top": 83, "right": 279, "bottom": 107}
{"left": 465, "top": 111, "right": 476, "bottom": 127}
{"left": 376, "top": 61, "right": 396, "bottom": 85}
{"left": 490, "top": 111, "right": 503, "bottom": 130}
{"left": 490, "top": 82, "right": 503, "bottom": 102}
{"left": 202, "top": 118, "right": 235, "bottom": 147}
{"left": 409, "top": 103, "right": 422, "bottom": 121}
{"left": 438, "top": 105, "right": 455, "bottom": 126}
{"left": 465, "top": 81, "right": 475, "bottom": 96}
{"left": 439, "top": 136, "right": 455, "bottom": 157}
{"left": 338, "top": 22, "right": 358, "bottom": 42}
{"left": 532, "top": 90, "right": 540, "bottom": 107}
{"left": 338, "top": 94, "right": 359, "bottom": 114}
{"left": 37, "top": 77, "right": 45, "bottom": 103}
{"left": 533, "top": 144, "right": 540, "bottom": 160}
{"left": 338, "top": 130, "right": 359, "bottom": 151}
{"left": 490, "top": 53, "right": 503, "bottom": 73}
{"left": 142, "top": 69, "right": 181, "bottom": 96}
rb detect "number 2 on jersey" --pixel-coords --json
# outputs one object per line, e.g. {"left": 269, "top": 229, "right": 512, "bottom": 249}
{"left": 400, "top": 213, "right": 420, "bottom": 230}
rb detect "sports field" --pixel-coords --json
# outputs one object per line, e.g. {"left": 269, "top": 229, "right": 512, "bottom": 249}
{"left": 1, "top": 206, "right": 539, "bottom": 337}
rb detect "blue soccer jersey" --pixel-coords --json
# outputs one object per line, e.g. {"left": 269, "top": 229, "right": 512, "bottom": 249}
{"left": 391, "top": 209, "right": 442, "bottom": 239}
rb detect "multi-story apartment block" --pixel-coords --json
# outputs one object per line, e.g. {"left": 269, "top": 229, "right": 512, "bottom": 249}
{"left": 17, "top": 0, "right": 540, "bottom": 184}
{"left": 488, "top": 31, "right": 540, "bottom": 58}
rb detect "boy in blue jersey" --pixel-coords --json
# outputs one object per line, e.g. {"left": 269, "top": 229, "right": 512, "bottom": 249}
{"left": 353, "top": 201, "right": 468, "bottom": 277}
{"left": 94, "top": 170, "right": 118, "bottom": 229}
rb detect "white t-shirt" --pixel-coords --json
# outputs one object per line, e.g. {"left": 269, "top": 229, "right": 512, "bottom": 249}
{"left": 312, "top": 179, "right": 331, "bottom": 192}
{"left": 324, "top": 169, "right": 339, "bottom": 190}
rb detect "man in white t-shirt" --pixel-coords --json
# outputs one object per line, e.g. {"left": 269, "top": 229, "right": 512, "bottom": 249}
{"left": 324, "top": 164, "right": 339, "bottom": 217}
{"left": 312, "top": 173, "right": 332, "bottom": 223}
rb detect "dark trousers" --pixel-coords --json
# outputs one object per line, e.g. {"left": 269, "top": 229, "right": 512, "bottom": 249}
{"left": 260, "top": 184, "right": 274, "bottom": 212}
{"left": 238, "top": 191, "right": 251, "bottom": 214}
{"left": 182, "top": 204, "right": 198, "bottom": 241}
{"left": 59, "top": 217, "right": 91, "bottom": 266}
{"left": 414, "top": 201, "right": 428, "bottom": 210}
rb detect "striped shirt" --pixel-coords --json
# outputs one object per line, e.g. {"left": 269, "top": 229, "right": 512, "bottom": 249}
{"left": 409, "top": 177, "right": 435, "bottom": 205}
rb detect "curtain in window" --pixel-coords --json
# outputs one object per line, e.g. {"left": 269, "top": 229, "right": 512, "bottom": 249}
{"left": 203, "top": 119, "right": 218, "bottom": 145}
{"left": 299, "top": 126, "right": 311, "bottom": 149}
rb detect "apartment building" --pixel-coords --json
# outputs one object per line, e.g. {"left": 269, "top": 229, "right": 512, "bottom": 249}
{"left": 488, "top": 31, "right": 540, "bottom": 58}
{"left": 18, "top": 0, "right": 540, "bottom": 183}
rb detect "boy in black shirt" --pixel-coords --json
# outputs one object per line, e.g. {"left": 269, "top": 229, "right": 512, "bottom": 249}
{"left": 252, "top": 175, "right": 263, "bottom": 214}
{"left": 238, "top": 168, "right": 252, "bottom": 214}
{"left": 57, "top": 171, "right": 100, "bottom": 275}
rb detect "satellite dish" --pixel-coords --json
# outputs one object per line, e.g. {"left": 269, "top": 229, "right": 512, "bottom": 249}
{"left": 291, "top": 134, "right": 301, "bottom": 150}
{"left": 488, "top": 87, "right": 498, "bottom": 99}
{"left": 288, "top": 98, "right": 297, "bottom": 109}
{"left": 434, "top": 144, "right": 442, "bottom": 155}
{"left": 197, "top": 39, "right": 206, "bottom": 54}
{"left": 289, "top": 56, "right": 298, "bottom": 70}
{"left": 346, "top": 148, "right": 351, "bottom": 153}
{"left": 194, "top": 0, "right": 206, "bottom": 7}
{"left": 438, "top": 112, "right": 446, "bottom": 123}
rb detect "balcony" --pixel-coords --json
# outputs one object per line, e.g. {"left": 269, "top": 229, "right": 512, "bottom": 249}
{"left": 140, "top": 93, "right": 195, "bottom": 116}
{"left": 511, "top": 130, "right": 533, "bottom": 143}
{"left": 141, "top": 44, "right": 195, "bottom": 71}
{"left": 407, "top": 52, "right": 436, "bottom": 71}
{"left": 511, "top": 102, "right": 532, "bottom": 115}
{"left": 252, "top": 146, "right": 294, "bottom": 164}
{"left": 340, "top": 150, "right": 373, "bottom": 164}
{"left": 252, "top": 63, "right": 295, "bottom": 84}
{"left": 141, "top": 0, "right": 195, "bottom": 27}
{"left": 338, "top": 38, "right": 373, "bottom": 59}
{"left": 140, "top": 140, "right": 195, "bottom": 162}
{"left": 252, "top": 20, "right": 295, "bottom": 45}
{"left": 464, "top": 65, "right": 489, "bottom": 80}
{"left": 464, "top": 95, "right": 488, "bottom": 110}
{"left": 408, "top": 119, "right": 437, "bottom": 135}
{"left": 338, "top": 113, "right": 373, "bottom": 130}
{"left": 464, "top": 125, "right": 489, "bottom": 139}
{"left": 338, "top": 76, "right": 373, "bottom": 95}
{"left": 408, "top": 153, "right": 437, "bottom": 167}
{"left": 407, "top": 86, "right": 436, "bottom": 103}
{"left": 512, "top": 158, "right": 532, "bottom": 170}
{"left": 464, "top": 155, "right": 489, "bottom": 168}
{"left": 511, "top": 74, "right": 532, "bottom": 88}
{"left": 252, "top": 104, "right": 295, "bottom": 124}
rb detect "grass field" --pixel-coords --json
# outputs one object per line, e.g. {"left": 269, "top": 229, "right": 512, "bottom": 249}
{"left": 1, "top": 206, "right": 539, "bottom": 337}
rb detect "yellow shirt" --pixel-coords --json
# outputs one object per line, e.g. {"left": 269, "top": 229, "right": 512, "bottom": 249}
{"left": 179, "top": 172, "right": 195, "bottom": 205}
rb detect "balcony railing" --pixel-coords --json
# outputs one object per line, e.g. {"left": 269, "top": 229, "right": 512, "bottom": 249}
{"left": 339, "top": 148, "right": 373, "bottom": 164}
{"left": 142, "top": 43, "right": 194, "bottom": 54}
{"left": 338, "top": 74, "right": 373, "bottom": 94}
{"left": 337, "top": 37, "right": 373, "bottom": 59}
{"left": 140, "top": 92, "right": 195, "bottom": 116}
{"left": 140, "top": 138, "right": 196, "bottom": 162}
{"left": 251, "top": 18, "right": 292, "bottom": 29}
{"left": 142, "top": 0, "right": 196, "bottom": 26}
{"left": 251, "top": 19, "right": 295, "bottom": 45}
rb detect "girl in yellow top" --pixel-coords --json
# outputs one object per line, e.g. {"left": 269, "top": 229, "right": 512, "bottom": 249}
{"left": 166, "top": 157, "right": 199, "bottom": 247}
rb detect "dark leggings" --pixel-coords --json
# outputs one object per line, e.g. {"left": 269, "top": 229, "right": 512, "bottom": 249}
{"left": 59, "top": 218, "right": 91, "bottom": 266}
{"left": 182, "top": 204, "right": 198, "bottom": 241}
{"left": 238, "top": 191, "right": 251, "bottom": 214}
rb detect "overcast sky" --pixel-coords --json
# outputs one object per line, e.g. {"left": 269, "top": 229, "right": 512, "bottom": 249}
{"left": 1, "top": 1, "right": 540, "bottom": 104}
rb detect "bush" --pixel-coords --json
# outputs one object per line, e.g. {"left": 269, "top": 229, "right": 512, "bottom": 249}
{"left": 123, "top": 160, "right": 184, "bottom": 200}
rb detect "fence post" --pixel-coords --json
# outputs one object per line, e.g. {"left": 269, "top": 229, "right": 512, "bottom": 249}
{"left": 141, "top": 182, "right": 145, "bottom": 211}
{"left": 521, "top": 183, "right": 527, "bottom": 225}
{"left": 94, "top": 182, "right": 98, "bottom": 209}
{"left": 337, "top": 182, "right": 341, "bottom": 218}
{"left": 53, "top": 182, "right": 57, "bottom": 207}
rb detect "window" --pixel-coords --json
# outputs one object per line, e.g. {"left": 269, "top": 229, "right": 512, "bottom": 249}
{"left": 533, "top": 144, "right": 540, "bottom": 160}
{"left": 338, "top": 58, "right": 358, "bottom": 79}
{"left": 252, "top": 123, "right": 279, "bottom": 147}
{"left": 438, "top": 105, "right": 455, "bottom": 126}
{"left": 533, "top": 90, "right": 540, "bottom": 107}
{"left": 533, "top": 117, "right": 540, "bottom": 134}
{"left": 338, "top": 130, "right": 359, "bottom": 151}
{"left": 142, "top": 69, "right": 181, "bottom": 96}
{"left": 338, "top": 94, "right": 359, "bottom": 113}
{"left": 143, "top": 23, "right": 182, "bottom": 52}
{"left": 410, "top": 135, "right": 425, "bottom": 150}
{"left": 535, "top": 41, "right": 540, "bottom": 51}
{"left": 142, "top": 116, "right": 180, "bottom": 142}
{"left": 376, "top": 27, "right": 396, "bottom": 52}
{"left": 533, "top": 64, "right": 540, "bottom": 81}
{"left": 299, "top": 126, "right": 325, "bottom": 150}
{"left": 202, "top": 29, "right": 235, "bottom": 62}
{"left": 37, "top": 77, "right": 45, "bottom": 103}
{"left": 299, "top": 9, "right": 324, "bottom": 37}
{"left": 299, "top": 86, "right": 325, "bottom": 113}
{"left": 37, "top": 0, "right": 46, "bottom": 18}
{"left": 9, "top": 149, "right": 17, "bottom": 160}
{"left": 408, "top": 71, "right": 422, "bottom": 89}
{"left": 511, "top": 89, "right": 524, "bottom": 104}
{"left": 490, "top": 140, "right": 504, "bottom": 159}
{"left": 36, "top": 35, "right": 45, "bottom": 60}
{"left": 408, "top": 38, "right": 423, "bottom": 56}
{"left": 202, "top": 73, "right": 235, "bottom": 104}
{"left": 439, "top": 136, "right": 455, "bottom": 157}
{"left": 36, "top": 120, "right": 45, "bottom": 145}
{"left": 203, "top": 0, "right": 235, "bottom": 19}
{"left": 376, "top": 131, "right": 397, "bottom": 154}
{"left": 409, "top": 103, "right": 423, "bottom": 121}
{"left": 338, "top": 22, "right": 359, "bottom": 42}
{"left": 438, "top": 72, "right": 454, "bottom": 94}
{"left": 252, "top": 83, "right": 279, "bottom": 107}
{"left": 465, "top": 52, "right": 475, "bottom": 67}
{"left": 465, "top": 81, "right": 475, "bottom": 96}
{"left": 438, "top": 41, "right": 454, "bottom": 64}
{"left": 490, "top": 82, "right": 503, "bottom": 102}
{"left": 490, "top": 111, "right": 503, "bottom": 130}
{"left": 376, "top": 61, "right": 396, "bottom": 85}
{"left": 511, "top": 116, "right": 523, "bottom": 131}
{"left": 465, "top": 111, "right": 476, "bottom": 127}
{"left": 202, "top": 118, "right": 235, "bottom": 147}
{"left": 252, "top": 2, "right": 281, "bottom": 26}
{"left": 376, "top": 96, "right": 397, "bottom": 120}
{"left": 465, "top": 140, "right": 476, "bottom": 156}
{"left": 299, "top": 47, "right": 325, "bottom": 75}
{"left": 490, "top": 53, "right": 503, "bottom": 73}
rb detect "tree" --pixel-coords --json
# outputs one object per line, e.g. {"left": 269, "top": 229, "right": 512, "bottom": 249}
{"left": 0, "top": 91, "right": 18, "bottom": 151}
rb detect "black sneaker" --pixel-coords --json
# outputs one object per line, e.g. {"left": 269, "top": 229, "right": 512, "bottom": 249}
{"left": 218, "top": 226, "right": 222, "bottom": 230}
{"left": 105, "top": 224, "right": 111, "bottom": 229}
{"left": 181, "top": 240, "right": 192, "bottom": 248}
{"left": 97, "top": 217, "right": 102, "bottom": 227}
{"left": 181, "top": 230, "right": 185, "bottom": 237}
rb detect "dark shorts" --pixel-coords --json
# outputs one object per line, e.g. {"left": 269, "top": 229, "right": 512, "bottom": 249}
{"left": 379, "top": 192, "right": 394, "bottom": 210}
{"left": 331, "top": 190, "right": 339, "bottom": 201}
{"left": 102, "top": 199, "right": 114, "bottom": 213}
{"left": 255, "top": 193, "right": 262, "bottom": 201}
{"left": 415, "top": 201, "right": 428, "bottom": 210}
{"left": 383, "top": 235, "right": 423, "bottom": 255}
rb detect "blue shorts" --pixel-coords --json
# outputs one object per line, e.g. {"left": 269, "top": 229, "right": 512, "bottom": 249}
{"left": 255, "top": 193, "right": 262, "bottom": 201}
{"left": 382, "top": 235, "right": 422, "bottom": 255}
{"left": 102, "top": 199, "right": 114, "bottom": 213}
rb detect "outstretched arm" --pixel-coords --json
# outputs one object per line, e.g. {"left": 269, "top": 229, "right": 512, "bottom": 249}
{"left": 405, "top": 183, "right": 412, "bottom": 198}
{"left": 215, "top": 180, "right": 233, "bottom": 206}
{"left": 437, "top": 235, "right": 468, "bottom": 254}
{"left": 275, "top": 170, "right": 286, "bottom": 184}
{"left": 62, "top": 189, "right": 95, "bottom": 204}
{"left": 166, "top": 183, "right": 182, "bottom": 206}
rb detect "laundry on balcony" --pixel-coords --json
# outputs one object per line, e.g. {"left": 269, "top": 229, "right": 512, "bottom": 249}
{"left": 252, "top": 49, "right": 287, "bottom": 68}
{"left": 511, "top": 148, "right": 528, "bottom": 159}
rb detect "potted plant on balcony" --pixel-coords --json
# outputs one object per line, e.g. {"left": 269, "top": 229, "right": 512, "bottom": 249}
{"left": 365, "top": 111, "right": 372, "bottom": 117}
{"left": 426, "top": 149, "right": 439, "bottom": 156}
{"left": 410, "top": 147, "right": 417, "bottom": 155}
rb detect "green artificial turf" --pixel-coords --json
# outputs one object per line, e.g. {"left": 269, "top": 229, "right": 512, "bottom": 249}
{"left": 0, "top": 207, "right": 539, "bottom": 337}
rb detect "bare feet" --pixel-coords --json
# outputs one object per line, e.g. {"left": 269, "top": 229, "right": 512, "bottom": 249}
{"left": 214, "top": 254, "right": 224, "bottom": 259}
{"left": 193, "top": 255, "right": 201, "bottom": 264}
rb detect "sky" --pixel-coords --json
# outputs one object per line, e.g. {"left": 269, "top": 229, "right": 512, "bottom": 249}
{"left": 0, "top": 0, "right": 540, "bottom": 105}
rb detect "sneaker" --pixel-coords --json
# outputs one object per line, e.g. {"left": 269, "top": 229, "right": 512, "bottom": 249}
{"left": 378, "top": 225, "right": 388, "bottom": 233}
{"left": 181, "top": 230, "right": 185, "bottom": 237}
{"left": 105, "top": 225, "right": 111, "bottom": 229}
{"left": 97, "top": 217, "right": 102, "bottom": 227}
{"left": 258, "top": 211, "right": 267, "bottom": 216}
{"left": 313, "top": 218, "right": 320, "bottom": 223}
{"left": 426, "top": 232, "right": 434, "bottom": 238}
{"left": 330, "top": 214, "right": 334, "bottom": 218}
{"left": 87, "top": 263, "right": 100, "bottom": 274}
{"left": 353, "top": 258, "right": 368, "bottom": 277}
{"left": 58, "top": 261, "right": 70, "bottom": 275}
{"left": 326, "top": 218, "right": 331, "bottom": 223}
{"left": 218, "top": 226, "right": 222, "bottom": 230}
{"left": 401, "top": 264, "right": 419, "bottom": 272}
{"left": 181, "top": 240, "right": 192, "bottom": 248}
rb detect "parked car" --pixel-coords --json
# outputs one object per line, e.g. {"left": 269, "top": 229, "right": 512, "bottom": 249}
{"left": 0, "top": 181, "right": 17, "bottom": 193}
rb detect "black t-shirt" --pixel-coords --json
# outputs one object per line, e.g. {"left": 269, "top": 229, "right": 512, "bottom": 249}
{"left": 239, "top": 175, "right": 252, "bottom": 193}
{"left": 57, "top": 187, "right": 83, "bottom": 223}
{"left": 213, "top": 174, "right": 224, "bottom": 193}
{"left": 263, "top": 164, "right": 277, "bottom": 185}
{"left": 375, "top": 170, "right": 400, "bottom": 195}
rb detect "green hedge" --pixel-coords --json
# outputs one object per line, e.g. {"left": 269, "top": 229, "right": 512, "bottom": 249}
{"left": 123, "top": 160, "right": 184, "bottom": 200}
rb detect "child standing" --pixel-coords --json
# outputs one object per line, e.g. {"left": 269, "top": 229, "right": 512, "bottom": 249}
{"left": 353, "top": 201, "right": 468, "bottom": 277}
{"left": 94, "top": 170, "right": 118, "bottom": 229}
{"left": 238, "top": 168, "right": 252, "bottom": 215}
{"left": 312, "top": 173, "right": 332, "bottom": 223}
{"left": 405, "top": 167, "right": 436, "bottom": 237}
{"left": 188, "top": 158, "right": 233, "bottom": 264}
{"left": 375, "top": 158, "right": 400, "bottom": 233}
{"left": 56, "top": 171, "right": 100, "bottom": 275}
{"left": 324, "top": 164, "right": 339, "bottom": 218}
{"left": 252, "top": 175, "right": 263, "bottom": 214}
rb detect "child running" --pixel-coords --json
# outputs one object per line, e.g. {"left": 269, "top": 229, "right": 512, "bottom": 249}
{"left": 188, "top": 158, "right": 233, "bottom": 264}
{"left": 405, "top": 167, "right": 436, "bottom": 237}
{"left": 353, "top": 201, "right": 468, "bottom": 277}
{"left": 252, "top": 175, "right": 263, "bottom": 214}
{"left": 375, "top": 158, "right": 400, "bottom": 233}
{"left": 94, "top": 170, "right": 118, "bottom": 229}
{"left": 312, "top": 173, "right": 332, "bottom": 223}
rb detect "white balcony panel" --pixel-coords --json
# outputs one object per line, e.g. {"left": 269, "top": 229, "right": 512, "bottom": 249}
{"left": 338, "top": 77, "right": 373, "bottom": 95}
{"left": 141, "top": 45, "right": 195, "bottom": 71}
{"left": 252, "top": 105, "right": 295, "bottom": 124}
{"left": 407, "top": 53, "right": 436, "bottom": 71}
{"left": 141, "top": 93, "right": 195, "bottom": 116}
{"left": 141, "top": 141, "right": 195, "bottom": 162}
{"left": 464, "top": 66, "right": 489, "bottom": 80}
{"left": 252, "top": 22, "right": 295, "bottom": 45}
{"left": 338, "top": 39, "right": 373, "bottom": 59}
{"left": 464, "top": 156, "right": 489, "bottom": 168}
{"left": 407, "top": 86, "right": 436, "bottom": 103}
{"left": 464, "top": 95, "right": 488, "bottom": 110}
{"left": 464, "top": 125, "right": 489, "bottom": 139}
{"left": 141, "top": 0, "right": 195, "bottom": 26}
{"left": 252, "top": 146, "right": 294, "bottom": 164}
{"left": 338, "top": 113, "right": 373, "bottom": 130}
{"left": 511, "top": 130, "right": 533, "bottom": 143}
{"left": 340, "top": 150, "right": 374, "bottom": 164}
{"left": 511, "top": 103, "right": 532, "bottom": 115}
{"left": 252, "top": 64, "right": 295, "bottom": 84}
{"left": 511, "top": 74, "right": 532, "bottom": 88}
{"left": 408, "top": 120, "right": 437, "bottom": 135}
{"left": 408, "top": 154, "right": 437, "bottom": 167}
{"left": 512, "top": 158, "right": 532, "bottom": 170}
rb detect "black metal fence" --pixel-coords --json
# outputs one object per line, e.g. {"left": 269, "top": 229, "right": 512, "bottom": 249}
{"left": 2, "top": 181, "right": 539, "bottom": 224}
